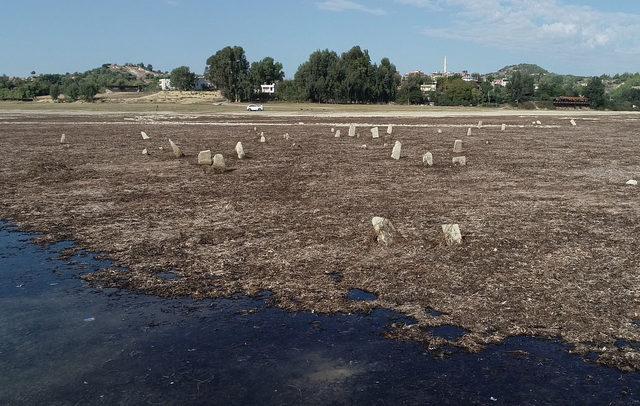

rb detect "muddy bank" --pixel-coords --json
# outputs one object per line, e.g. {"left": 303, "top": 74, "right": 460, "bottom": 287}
{"left": 0, "top": 113, "right": 639, "bottom": 370}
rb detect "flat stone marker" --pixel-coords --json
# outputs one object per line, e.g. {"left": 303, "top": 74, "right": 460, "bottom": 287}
{"left": 260, "top": 134, "right": 266, "bottom": 143}
{"left": 331, "top": 127, "right": 335, "bottom": 133}
{"left": 536, "top": 120, "right": 542, "bottom": 125}
{"left": 198, "top": 150, "right": 212, "bottom": 165}
{"left": 168, "top": 139, "right": 183, "bottom": 158}
{"left": 467, "top": 128, "right": 472, "bottom": 136}
{"left": 141, "top": 131, "right": 150, "bottom": 140}
{"left": 372, "top": 216, "right": 396, "bottom": 245}
{"left": 235, "top": 141, "right": 245, "bottom": 159}
{"left": 387, "top": 125, "right": 393, "bottom": 135}
{"left": 453, "top": 139, "right": 463, "bottom": 153}
{"left": 478, "top": 120, "right": 483, "bottom": 128}
{"left": 60, "top": 134, "right": 66, "bottom": 144}
{"left": 391, "top": 141, "right": 402, "bottom": 160}
{"left": 442, "top": 224, "right": 462, "bottom": 245}
{"left": 361, "top": 144, "right": 367, "bottom": 149}
{"left": 570, "top": 119, "right": 577, "bottom": 126}
{"left": 335, "top": 130, "right": 341, "bottom": 138}
{"left": 501, "top": 123, "right": 506, "bottom": 131}
{"left": 437, "top": 129, "right": 442, "bottom": 134}
{"left": 422, "top": 152, "right": 433, "bottom": 166}
{"left": 142, "top": 148, "right": 148, "bottom": 155}
{"left": 371, "top": 127, "right": 379, "bottom": 139}
{"left": 349, "top": 124, "right": 356, "bottom": 137}
{"left": 627, "top": 179, "right": 638, "bottom": 186}
{"left": 452, "top": 156, "right": 466, "bottom": 166}
{"left": 212, "top": 154, "right": 225, "bottom": 170}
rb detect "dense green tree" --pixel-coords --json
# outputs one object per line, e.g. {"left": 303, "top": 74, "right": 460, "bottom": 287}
{"left": 293, "top": 49, "right": 340, "bottom": 102}
{"left": 337, "top": 46, "right": 376, "bottom": 103}
{"left": 250, "top": 57, "right": 284, "bottom": 87}
{"left": 506, "top": 71, "right": 535, "bottom": 103}
{"left": 584, "top": 76, "right": 606, "bottom": 109}
{"left": 49, "top": 84, "right": 61, "bottom": 100}
{"left": 169, "top": 66, "right": 197, "bottom": 91}
{"left": 205, "top": 46, "right": 250, "bottom": 102}
{"left": 79, "top": 80, "right": 98, "bottom": 101}
{"left": 396, "top": 74, "right": 426, "bottom": 105}
{"left": 375, "top": 58, "right": 401, "bottom": 103}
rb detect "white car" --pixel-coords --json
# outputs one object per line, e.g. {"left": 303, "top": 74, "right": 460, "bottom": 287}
{"left": 247, "top": 104, "right": 264, "bottom": 111}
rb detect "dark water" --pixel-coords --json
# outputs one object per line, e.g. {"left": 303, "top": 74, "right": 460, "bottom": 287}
{"left": 1, "top": 222, "right": 639, "bottom": 405}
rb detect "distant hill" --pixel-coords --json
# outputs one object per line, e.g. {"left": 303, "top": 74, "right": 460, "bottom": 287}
{"left": 490, "top": 64, "right": 550, "bottom": 78}
{"left": 106, "top": 64, "right": 163, "bottom": 82}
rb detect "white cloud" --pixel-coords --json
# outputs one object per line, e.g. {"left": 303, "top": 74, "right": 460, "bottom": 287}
{"left": 402, "top": 0, "right": 640, "bottom": 57}
{"left": 317, "top": 0, "right": 387, "bottom": 15}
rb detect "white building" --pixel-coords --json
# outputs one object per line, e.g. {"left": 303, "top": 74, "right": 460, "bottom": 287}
{"left": 159, "top": 78, "right": 173, "bottom": 91}
{"left": 260, "top": 84, "right": 276, "bottom": 94}
{"left": 492, "top": 79, "right": 509, "bottom": 87}
{"left": 420, "top": 83, "right": 437, "bottom": 93}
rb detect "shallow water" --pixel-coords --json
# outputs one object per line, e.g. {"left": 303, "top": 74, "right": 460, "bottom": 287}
{"left": 1, "top": 222, "right": 639, "bottom": 405}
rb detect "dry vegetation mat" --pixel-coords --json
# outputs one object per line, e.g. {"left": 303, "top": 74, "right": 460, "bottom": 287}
{"left": 1, "top": 113, "right": 639, "bottom": 370}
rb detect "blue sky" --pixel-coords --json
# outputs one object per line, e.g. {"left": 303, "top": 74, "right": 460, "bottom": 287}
{"left": 1, "top": 0, "right": 639, "bottom": 77}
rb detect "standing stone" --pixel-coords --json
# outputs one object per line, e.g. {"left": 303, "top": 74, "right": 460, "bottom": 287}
{"left": 348, "top": 124, "right": 356, "bottom": 137}
{"left": 253, "top": 126, "right": 257, "bottom": 131}
{"left": 536, "top": 120, "right": 542, "bottom": 125}
{"left": 141, "top": 131, "right": 150, "bottom": 140}
{"left": 570, "top": 119, "right": 577, "bottom": 126}
{"left": 391, "top": 141, "right": 402, "bottom": 160}
{"left": 387, "top": 125, "right": 393, "bottom": 135}
{"left": 260, "top": 134, "right": 266, "bottom": 143}
{"left": 331, "top": 127, "right": 335, "bottom": 133}
{"left": 441, "top": 224, "right": 462, "bottom": 245}
{"left": 372, "top": 217, "right": 396, "bottom": 245}
{"left": 335, "top": 129, "right": 341, "bottom": 138}
{"left": 212, "top": 154, "right": 225, "bottom": 171}
{"left": 197, "top": 150, "right": 212, "bottom": 165}
{"left": 478, "top": 120, "right": 483, "bottom": 128}
{"left": 437, "top": 128, "right": 442, "bottom": 134}
{"left": 60, "top": 134, "right": 66, "bottom": 144}
{"left": 501, "top": 123, "right": 506, "bottom": 131}
{"left": 467, "top": 128, "right": 472, "bottom": 136}
{"left": 422, "top": 152, "right": 433, "bottom": 167}
{"left": 169, "top": 139, "right": 183, "bottom": 158}
{"left": 235, "top": 141, "right": 245, "bottom": 159}
{"left": 142, "top": 148, "right": 149, "bottom": 155}
{"left": 627, "top": 179, "right": 638, "bottom": 186}
{"left": 453, "top": 139, "right": 463, "bottom": 153}
{"left": 371, "top": 127, "right": 379, "bottom": 139}
{"left": 361, "top": 144, "right": 367, "bottom": 149}
{"left": 452, "top": 156, "right": 467, "bottom": 166}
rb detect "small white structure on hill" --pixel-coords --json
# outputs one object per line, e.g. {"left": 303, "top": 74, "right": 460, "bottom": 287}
{"left": 159, "top": 78, "right": 173, "bottom": 91}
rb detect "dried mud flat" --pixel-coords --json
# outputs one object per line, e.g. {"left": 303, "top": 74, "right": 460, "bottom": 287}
{"left": 1, "top": 112, "right": 639, "bottom": 371}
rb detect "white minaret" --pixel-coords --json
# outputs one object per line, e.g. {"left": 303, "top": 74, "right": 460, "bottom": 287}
{"left": 444, "top": 56, "right": 448, "bottom": 75}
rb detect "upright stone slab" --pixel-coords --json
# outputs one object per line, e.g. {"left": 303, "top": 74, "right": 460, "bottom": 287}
{"left": 141, "top": 131, "right": 150, "bottom": 140}
{"left": 235, "top": 141, "right": 245, "bottom": 159}
{"left": 467, "top": 128, "right": 472, "bottom": 136}
{"left": 372, "top": 217, "right": 396, "bottom": 245}
{"left": 570, "top": 119, "right": 577, "bottom": 126}
{"left": 478, "top": 120, "right": 483, "bottom": 128}
{"left": 260, "top": 134, "right": 266, "bottom": 143}
{"left": 501, "top": 123, "right": 506, "bottom": 131}
{"left": 391, "top": 141, "right": 402, "bottom": 160}
{"left": 60, "top": 134, "right": 66, "bottom": 144}
{"left": 335, "top": 130, "right": 341, "bottom": 138}
{"left": 212, "top": 154, "right": 225, "bottom": 171}
{"left": 198, "top": 150, "right": 212, "bottom": 165}
{"left": 437, "top": 129, "right": 442, "bottom": 134}
{"left": 169, "top": 139, "right": 183, "bottom": 158}
{"left": 422, "top": 152, "right": 433, "bottom": 166}
{"left": 387, "top": 125, "right": 393, "bottom": 135}
{"left": 453, "top": 139, "right": 463, "bottom": 153}
{"left": 627, "top": 179, "right": 638, "bottom": 186}
{"left": 331, "top": 127, "right": 335, "bottom": 133}
{"left": 348, "top": 124, "right": 356, "bottom": 137}
{"left": 142, "top": 148, "right": 148, "bottom": 155}
{"left": 442, "top": 224, "right": 462, "bottom": 245}
{"left": 452, "top": 156, "right": 466, "bottom": 166}
{"left": 536, "top": 120, "right": 542, "bottom": 125}
{"left": 371, "top": 127, "right": 379, "bottom": 139}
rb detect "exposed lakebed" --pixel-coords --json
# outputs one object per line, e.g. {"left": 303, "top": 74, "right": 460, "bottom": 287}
{"left": 0, "top": 221, "right": 638, "bottom": 405}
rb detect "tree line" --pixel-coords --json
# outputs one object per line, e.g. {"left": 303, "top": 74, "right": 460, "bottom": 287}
{"left": 1, "top": 46, "right": 637, "bottom": 110}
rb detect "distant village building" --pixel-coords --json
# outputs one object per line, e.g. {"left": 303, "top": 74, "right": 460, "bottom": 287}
{"left": 159, "top": 78, "right": 173, "bottom": 91}
{"left": 260, "top": 84, "right": 276, "bottom": 94}
{"left": 492, "top": 79, "right": 509, "bottom": 87}
{"left": 420, "top": 83, "right": 437, "bottom": 93}
{"left": 194, "top": 76, "right": 212, "bottom": 91}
